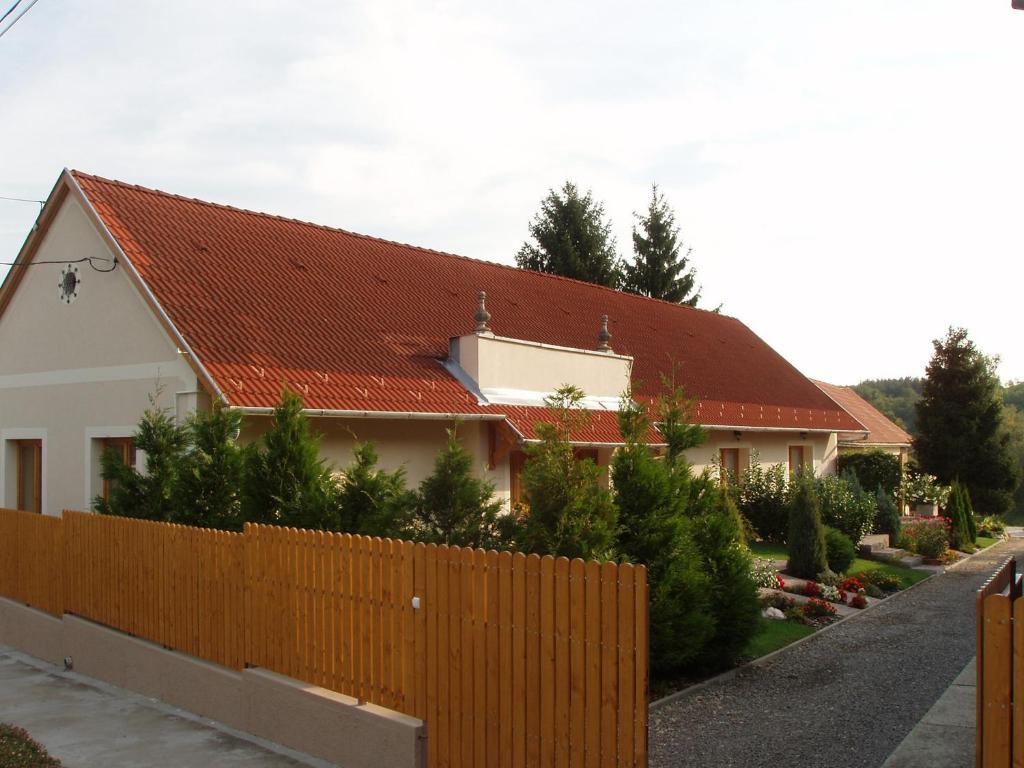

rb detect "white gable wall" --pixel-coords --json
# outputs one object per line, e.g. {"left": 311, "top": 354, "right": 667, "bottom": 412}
{"left": 0, "top": 195, "right": 199, "bottom": 515}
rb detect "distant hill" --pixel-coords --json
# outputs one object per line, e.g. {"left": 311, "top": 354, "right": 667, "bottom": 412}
{"left": 852, "top": 378, "right": 925, "bottom": 437}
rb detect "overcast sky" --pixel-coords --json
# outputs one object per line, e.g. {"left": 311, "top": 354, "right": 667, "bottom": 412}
{"left": 2, "top": 1, "right": 1022, "bottom": 385}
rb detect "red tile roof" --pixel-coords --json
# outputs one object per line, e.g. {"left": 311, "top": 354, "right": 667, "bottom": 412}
{"left": 812, "top": 381, "right": 911, "bottom": 447}
{"left": 69, "top": 171, "right": 863, "bottom": 438}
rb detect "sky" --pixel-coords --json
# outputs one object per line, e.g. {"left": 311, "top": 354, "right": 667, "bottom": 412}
{"left": 1, "top": 1, "right": 1022, "bottom": 385}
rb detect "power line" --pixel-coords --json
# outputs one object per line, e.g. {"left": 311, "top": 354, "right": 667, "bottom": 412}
{"left": 0, "top": 194, "right": 44, "bottom": 205}
{"left": 0, "top": 0, "right": 40, "bottom": 39}
{"left": 0, "top": 256, "right": 117, "bottom": 273}
{"left": 0, "top": 0, "right": 23, "bottom": 27}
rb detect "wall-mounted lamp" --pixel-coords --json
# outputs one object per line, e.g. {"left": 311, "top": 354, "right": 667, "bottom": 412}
{"left": 799, "top": 431, "right": 807, "bottom": 441}
{"left": 733, "top": 430, "right": 742, "bottom": 441}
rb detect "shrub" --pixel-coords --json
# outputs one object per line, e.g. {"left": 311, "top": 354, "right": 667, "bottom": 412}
{"left": 786, "top": 473, "right": 829, "bottom": 578}
{"left": 899, "top": 517, "right": 950, "bottom": 559}
{"left": 519, "top": 386, "right": 618, "bottom": 560}
{"left": 838, "top": 450, "right": 902, "bottom": 499}
{"left": 902, "top": 471, "right": 949, "bottom": 506}
{"left": 751, "top": 559, "right": 782, "bottom": 589}
{"left": 761, "top": 592, "right": 797, "bottom": 611}
{"left": 873, "top": 486, "right": 902, "bottom": 541}
{"left": 174, "top": 403, "right": 246, "bottom": 530}
{"left": 803, "top": 580, "right": 821, "bottom": 598}
{"left": 865, "top": 583, "right": 886, "bottom": 598}
{"left": 612, "top": 395, "right": 713, "bottom": 676}
{"left": 0, "top": 723, "right": 62, "bottom": 767}
{"left": 839, "top": 576, "right": 865, "bottom": 593}
{"left": 858, "top": 570, "right": 903, "bottom": 593}
{"left": 801, "top": 598, "right": 838, "bottom": 620}
{"left": 817, "top": 470, "right": 876, "bottom": 544}
{"left": 413, "top": 427, "right": 505, "bottom": 548}
{"left": 978, "top": 515, "right": 1006, "bottom": 537}
{"left": 850, "top": 594, "right": 868, "bottom": 609}
{"left": 816, "top": 568, "right": 839, "bottom": 586}
{"left": 946, "top": 481, "right": 974, "bottom": 551}
{"left": 736, "top": 460, "right": 790, "bottom": 542}
{"left": 823, "top": 526, "right": 856, "bottom": 574}
{"left": 818, "top": 583, "right": 844, "bottom": 603}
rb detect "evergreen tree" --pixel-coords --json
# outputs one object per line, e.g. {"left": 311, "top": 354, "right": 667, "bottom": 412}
{"left": 414, "top": 427, "right": 504, "bottom": 548}
{"left": 515, "top": 182, "right": 622, "bottom": 288}
{"left": 517, "top": 386, "right": 618, "bottom": 559}
{"left": 915, "top": 328, "right": 1018, "bottom": 515}
{"left": 242, "top": 388, "right": 340, "bottom": 530}
{"left": 612, "top": 397, "right": 713, "bottom": 676}
{"left": 873, "top": 485, "right": 902, "bottom": 543}
{"left": 622, "top": 185, "right": 701, "bottom": 305}
{"left": 786, "top": 472, "right": 828, "bottom": 578}
{"left": 336, "top": 441, "right": 415, "bottom": 538}
{"left": 94, "top": 396, "right": 188, "bottom": 521}
{"left": 175, "top": 403, "right": 246, "bottom": 530}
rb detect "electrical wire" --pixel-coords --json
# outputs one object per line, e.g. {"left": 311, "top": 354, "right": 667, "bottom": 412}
{"left": 0, "top": 194, "right": 44, "bottom": 205}
{"left": 0, "top": 0, "right": 39, "bottom": 39}
{"left": 0, "top": 0, "right": 23, "bottom": 27}
{"left": 0, "top": 256, "right": 118, "bottom": 273}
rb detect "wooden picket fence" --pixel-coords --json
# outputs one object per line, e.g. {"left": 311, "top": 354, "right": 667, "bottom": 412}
{"left": 0, "top": 509, "right": 649, "bottom": 768}
{"left": 976, "top": 556, "right": 1023, "bottom": 768}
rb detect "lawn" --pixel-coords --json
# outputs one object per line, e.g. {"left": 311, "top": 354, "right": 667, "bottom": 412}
{"left": 749, "top": 541, "right": 930, "bottom": 589}
{"left": 976, "top": 536, "right": 999, "bottom": 549}
{"left": 743, "top": 617, "right": 816, "bottom": 659}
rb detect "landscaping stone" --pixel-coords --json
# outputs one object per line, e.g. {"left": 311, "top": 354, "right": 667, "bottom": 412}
{"left": 762, "top": 607, "right": 785, "bottom": 620}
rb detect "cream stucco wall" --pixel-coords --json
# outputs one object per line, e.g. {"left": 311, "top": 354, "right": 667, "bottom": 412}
{"left": 685, "top": 429, "right": 839, "bottom": 478}
{"left": 449, "top": 333, "right": 632, "bottom": 402}
{"left": 0, "top": 195, "right": 197, "bottom": 515}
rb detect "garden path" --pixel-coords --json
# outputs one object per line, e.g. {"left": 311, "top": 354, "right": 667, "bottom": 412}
{"left": 649, "top": 538, "right": 1024, "bottom": 768}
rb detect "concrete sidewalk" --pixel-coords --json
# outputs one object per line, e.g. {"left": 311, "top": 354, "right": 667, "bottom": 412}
{"left": 0, "top": 646, "right": 334, "bottom": 768}
{"left": 881, "top": 659, "right": 975, "bottom": 768}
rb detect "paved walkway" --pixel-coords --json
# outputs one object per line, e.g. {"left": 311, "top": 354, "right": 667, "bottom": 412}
{"left": 650, "top": 539, "right": 1023, "bottom": 768}
{"left": 0, "top": 647, "right": 332, "bottom": 768}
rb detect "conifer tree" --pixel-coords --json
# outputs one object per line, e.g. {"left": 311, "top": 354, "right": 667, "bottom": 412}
{"left": 873, "top": 485, "right": 902, "bottom": 543}
{"left": 915, "top": 328, "right": 1018, "bottom": 514}
{"left": 517, "top": 386, "right": 618, "bottom": 559}
{"left": 516, "top": 182, "right": 622, "bottom": 288}
{"left": 622, "top": 185, "right": 701, "bottom": 306}
{"left": 612, "top": 396, "right": 713, "bottom": 675}
{"left": 414, "top": 427, "right": 504, "bottom": 548}
{"left": 94, "top": 395, "right": 188, "bottom": 522}
{"left": 336, "top": 441, "right": 415, "bottom": 538}
{"left": 242, "top": 388, "right": 340, "bottom": 530}
{"left": 786, "top": 472, "right": 829, "bottom": 578}
{"left": 175, "top": 402, "right": 246, "bottom": 530}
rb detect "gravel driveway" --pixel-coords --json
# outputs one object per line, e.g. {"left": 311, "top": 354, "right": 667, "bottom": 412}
{"left": 649, "top": 538, "right": 1024, "bottom": 768}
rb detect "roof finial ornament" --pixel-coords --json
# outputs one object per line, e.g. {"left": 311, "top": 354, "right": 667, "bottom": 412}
{"left": 474, "top": 290, "right": 492, "bottom": 334}
{"left": 597, "top": 314, "right": 612, "bottom": 352}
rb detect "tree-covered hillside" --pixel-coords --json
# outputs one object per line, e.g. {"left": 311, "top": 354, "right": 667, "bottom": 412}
{"left": 853, "top": 378, "right": 924, "bottom": 436}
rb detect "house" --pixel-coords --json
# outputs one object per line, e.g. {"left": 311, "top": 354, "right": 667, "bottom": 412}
{"left": 811, "top": 380, "right": 912, "bottom": 468}
{"left": 0, "top": 169, "right": 866, "bottom": 516}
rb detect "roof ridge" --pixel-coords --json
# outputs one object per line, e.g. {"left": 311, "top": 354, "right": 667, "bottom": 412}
{"left": 69, "top": 169, "right": 734, "bottom": 321}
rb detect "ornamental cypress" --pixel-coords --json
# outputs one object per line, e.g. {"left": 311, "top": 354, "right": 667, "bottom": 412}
{"left": 175, "top": 402, "right": 246, "bottom": 530}
{"left": 336, "top": 441, "right": 415, "bottom": 538}
{"left": 622, "top": 184, "right": 701, "bottom": 306}
{"left": 786, "top": 472, "right": 829, "bottom": 579}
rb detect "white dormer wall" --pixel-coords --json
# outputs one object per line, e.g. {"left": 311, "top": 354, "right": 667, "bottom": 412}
{"left": 447, "top": 333, "right": 633, "bottom": 408}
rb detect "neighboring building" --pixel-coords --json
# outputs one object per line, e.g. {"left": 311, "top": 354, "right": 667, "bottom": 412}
{"left": 811, "top": 380, "right": 912, "bottom": 467}
{"left": 0, "top": 170, "right": 865, "bottom": 516}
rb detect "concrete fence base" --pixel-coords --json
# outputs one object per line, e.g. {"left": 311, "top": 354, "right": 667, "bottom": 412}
{"left": 0, "top": 597, "right": 425, "bottom": 768}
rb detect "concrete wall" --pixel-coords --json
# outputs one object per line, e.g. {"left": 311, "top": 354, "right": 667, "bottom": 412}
{"left": 0, "top": 195, "right": 197, "bottom": 515}
{"left": 450, "top": 333, "right": 632, "bottom": 401}
{"left": 0, "top": 598, "right": 425, "bottom": 768}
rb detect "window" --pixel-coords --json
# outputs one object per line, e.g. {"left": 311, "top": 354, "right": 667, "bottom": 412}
{"left": 15, "top": 440, "right": 42, "bottom": 514}
{"left": 100, "top": 437, "right": 136, "bottom": 501}
{"left": 720, "top": 448, "right": 740, "bottom": 484}
{"left": 788, "top": 445, "right": 806, "bottom": 478}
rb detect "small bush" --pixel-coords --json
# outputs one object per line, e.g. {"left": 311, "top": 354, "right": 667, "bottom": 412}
{"left": 817, "top": 471, "right": 876, "bottom": 544}
{"left": 786, "top": 473, "right": 828, "bottom": 579}
{"left": 751, "top": 559, "right": 782, "bottom": 589}
{"left": 824, "top": 526, "right": 856, "bottom": 574}
{"left": 865, "top": 583, "right": 886, "bottom": 598}
{"left": 978, "top": 515, "right": 1006, "bottom": 537}
{"left": 839, "top": 576, "right": 866, "bottom": 593}
{"left": 803, "top": 580, "right": 821, "bottom": 598}
{"left": 849, "top": 594, "right": 868, "bottom": 609}
{"left": 737, "top": 460, "right": 790, "bottom": 543}
{"left": 873, "top": 486, "right": 902, "bottom": 541}
{"left": 899, "top": 518, "right": 950, "bottom": 559}
{"left": 801, "top": 598, "right": 838, "bottom": 620}
{"left": 816, "top": 568, "right": 839, "bottom": 587}
{"left": 761, "top": 592, "right": 797, "bottom": 611}
{"left": 855, "top": 570, "right": 903, "bottom": 593}
{"left": 0, "top": 723, "right": 62, "bottom": 767}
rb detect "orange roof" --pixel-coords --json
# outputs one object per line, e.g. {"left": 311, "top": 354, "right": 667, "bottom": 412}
{"left": 812, "top": 380, "right": 911, "bottom": 447}
{"left": 57, "top": 171, "right": 862, "bottom": 439}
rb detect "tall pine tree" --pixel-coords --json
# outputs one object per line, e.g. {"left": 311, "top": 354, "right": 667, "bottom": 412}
{"left": 516, "top": 182, "right": 621, "bottom": 288}
{"left": 915, "top": 328, "right": 1018, "bottom": 515}
{"left": 622, "top": 185, "right": 701, "bottom": 306}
